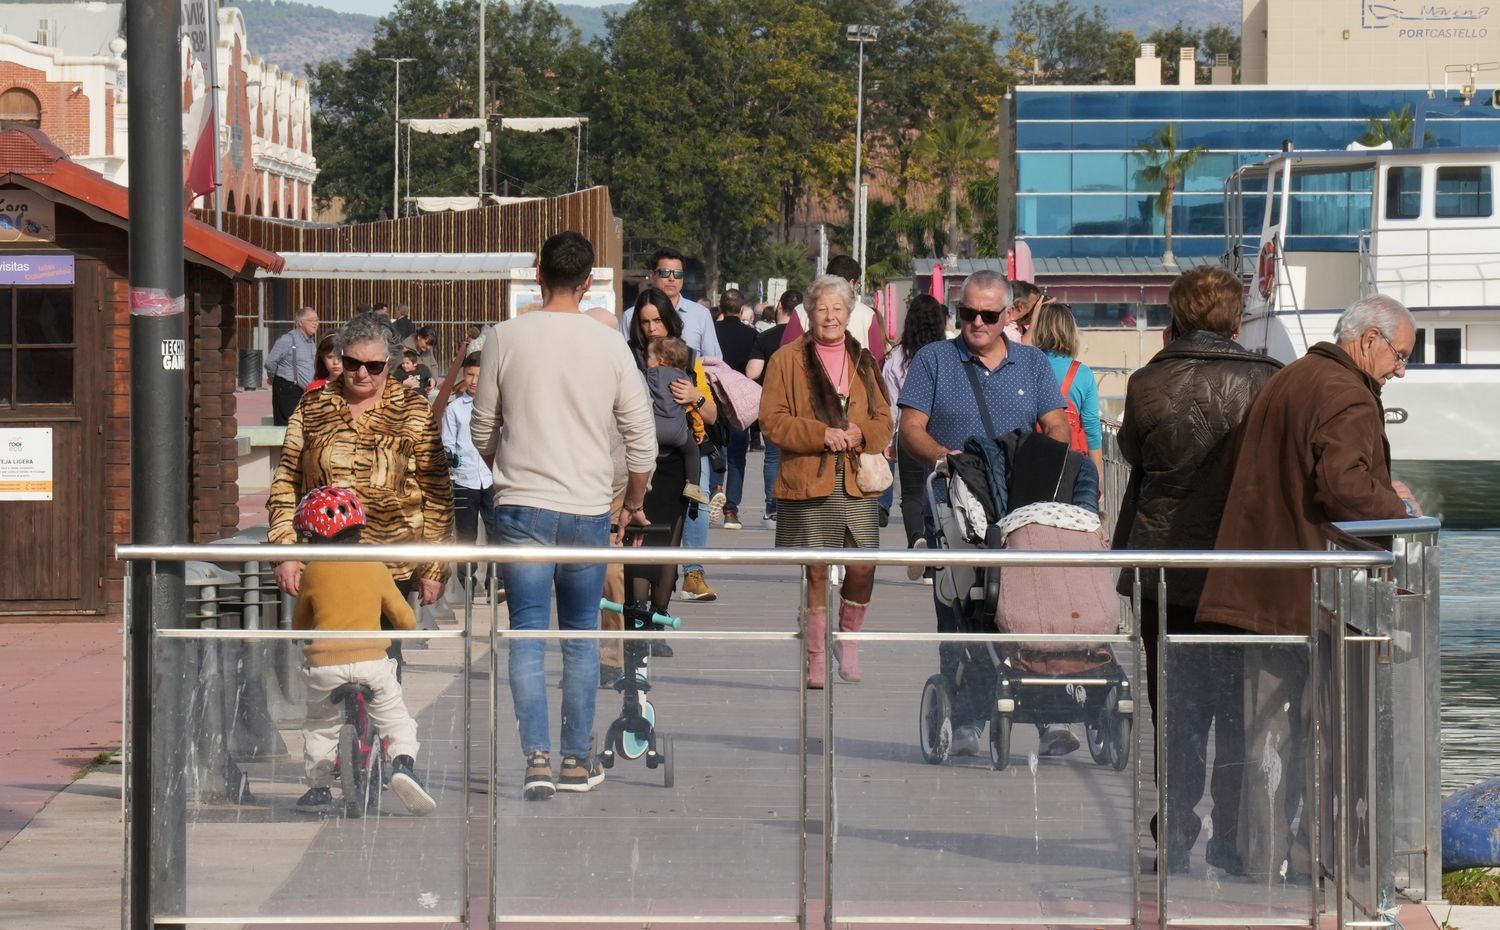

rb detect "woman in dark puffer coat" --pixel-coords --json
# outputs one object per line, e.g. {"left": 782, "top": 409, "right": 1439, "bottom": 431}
{"left": 1112, "top": 265, "right": 1281, "bottom": 874}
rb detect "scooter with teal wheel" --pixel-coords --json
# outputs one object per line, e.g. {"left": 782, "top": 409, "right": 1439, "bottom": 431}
{"left": 597, "top": 596, "right": 681, "bottom": 787}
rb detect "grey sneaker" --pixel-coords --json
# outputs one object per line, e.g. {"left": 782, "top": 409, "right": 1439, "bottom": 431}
{"left": 951, "top": 724, "right": 982, "bottom": 756}
{"left": 557, "top": 754, "right": 605, "bottom": 792}
{"left": 523, "top": 752, "right": 555, "bottom": 801}
{"left": 389, "top": 755, "right": 437, "bottom": 815}
{"left": 1038, "top": 727, "right": 1081, "bottom": 757}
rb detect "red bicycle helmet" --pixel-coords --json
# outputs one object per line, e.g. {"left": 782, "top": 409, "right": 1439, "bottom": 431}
{"left": 294, "top": 486, "right": 367, "bottom": 540}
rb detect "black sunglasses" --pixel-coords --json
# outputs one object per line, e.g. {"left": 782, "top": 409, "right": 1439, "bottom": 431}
{"left": 957, "top": 304, "right": 1008, "bottom": 325}
{"left": 653, "top": 268, "right": 686, "bottom": 280}
{"left": 341, "top": 356, "right": 388, "bottom": 376}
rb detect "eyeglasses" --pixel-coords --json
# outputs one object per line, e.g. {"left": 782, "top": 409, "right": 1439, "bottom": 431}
{"left": 957, "top": 304, "right": 1008, "bottom": 325}
{"left": 341, "top": 356, "right": 388, "bottom": 376}
{"left": 653, "top": 268, "right": 686, "bottom": 280}
{"left": 1378, "top": 331, "right": 1410, "bottom": 367}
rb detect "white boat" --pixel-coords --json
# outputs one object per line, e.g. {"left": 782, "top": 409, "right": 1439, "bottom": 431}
{"left": 1228, "top": 147, "right": 1500, "bottom": 528}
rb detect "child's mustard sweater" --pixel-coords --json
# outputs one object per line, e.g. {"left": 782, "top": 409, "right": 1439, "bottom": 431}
{"left": 292, "top": 561, "right": 416, "bottom": 667}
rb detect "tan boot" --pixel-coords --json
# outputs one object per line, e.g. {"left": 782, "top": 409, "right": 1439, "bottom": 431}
{"left": 836, "top": 598, "right": 868, "bottom": 683}
{"left": 805, "top": 607, "right": 827, "bottom": 689}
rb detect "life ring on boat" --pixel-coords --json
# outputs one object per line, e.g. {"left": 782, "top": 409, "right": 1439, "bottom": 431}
{"left": 1256, "top": 240, "right": 1278, "bottom": 300}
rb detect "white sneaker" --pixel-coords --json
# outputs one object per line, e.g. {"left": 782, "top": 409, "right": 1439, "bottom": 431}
{"left": 951, "top": 724, "right": 981, "bottom": 756}
{"left": 829, "top": 564, "right": 843, "bottom": 586}
{"left": 907, "top": 539, "right": 929, "bottom": 581}
{"left": 708, "top": 491, "right": 727, "bottom": 526}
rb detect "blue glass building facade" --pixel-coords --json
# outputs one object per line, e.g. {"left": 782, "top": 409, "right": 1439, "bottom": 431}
{"left": 1015, "top": 87, "right": 1500, "bottom": 259}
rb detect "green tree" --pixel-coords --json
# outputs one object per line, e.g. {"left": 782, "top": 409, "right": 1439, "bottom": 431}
{"left": 310, "top": 0, "right": 598, "bottom": 222}
{"left": 1203, "top": 24, "right": 1241, "bottom": 78}
{"left": 914, "top": 118, "right": 993, "bottom": 257}
{"left": 1134, "top": 124, "right": 1205, "bottom": 266}
{"left": 595, "top": 0, "right": 849, "bottom": 293}
{"left": 1144, "top": 23, "right": 1202, "bottom": 84}
{"left": 1007, "top": 0, "right": 1113, "bottom": 83}
{"left": 1103, "top": 28, "right": 1141, "bottom": 85}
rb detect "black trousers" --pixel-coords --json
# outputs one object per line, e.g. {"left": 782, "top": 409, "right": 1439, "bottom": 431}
{"left": 1141, "top": 600, "right": 1245, "bottom": 859}
{"left": 271, "top": 376, "right": 304, "bottom": 426}
{"left": 895, "top": 438, "right": 930, "bottom": 548}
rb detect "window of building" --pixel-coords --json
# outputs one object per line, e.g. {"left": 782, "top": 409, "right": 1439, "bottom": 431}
{"left": 1385, "top": 167, "right": 1422, "bottom": 219}
{"left": 1435, "top": 166, "right": 1492, "bottom": 218}
{"left": 0, "top": 88, "right": 41, "bottom": 130}
{"left": 0, "top": 287, "right": 74, "bottom": 405}
{"left": 1433, "top": 326, "right": 1463, "bottom": 363}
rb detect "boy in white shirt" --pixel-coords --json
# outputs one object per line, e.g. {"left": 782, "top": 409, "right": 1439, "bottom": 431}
{"left": 441, "top": 352, "right": 495, "bottom": 600}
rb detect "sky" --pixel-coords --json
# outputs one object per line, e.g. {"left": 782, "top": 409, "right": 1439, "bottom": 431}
{"left": 309, "top": 0, "right": 620, "bottom": 13}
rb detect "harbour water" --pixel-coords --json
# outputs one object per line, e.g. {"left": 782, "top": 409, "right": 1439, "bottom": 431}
{"left": 1440, "top": 530, "right": 1500, "bottom": 793}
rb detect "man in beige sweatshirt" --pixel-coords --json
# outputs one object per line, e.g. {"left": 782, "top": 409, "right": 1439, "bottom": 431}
{"left": 471, "top": 231, "right": 657, "bottom": 801}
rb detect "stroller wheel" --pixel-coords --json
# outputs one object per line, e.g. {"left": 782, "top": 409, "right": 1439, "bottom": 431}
{"left": 1092, "top": 686, "right": 1132, "bottom": 771}
{"left": 989, "top": 710, "right": 1012, "bottom": 770}
{"left": 919, "top": 674, "right": 954, "bottom": 765}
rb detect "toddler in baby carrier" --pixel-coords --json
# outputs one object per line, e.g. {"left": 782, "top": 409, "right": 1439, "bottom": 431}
{"left": 922, "top": 429, "right": 1133, "bottom": 771}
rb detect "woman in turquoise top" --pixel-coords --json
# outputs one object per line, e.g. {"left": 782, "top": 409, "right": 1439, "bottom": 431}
{"left": 1027, "top": 298, "right": 1104, "bottom": 479}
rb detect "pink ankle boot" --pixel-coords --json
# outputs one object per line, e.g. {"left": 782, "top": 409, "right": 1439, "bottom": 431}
{"left": 805, "top": 607, "right": 827, "bottom": 689}
{"left": 836, "top": 599, "right": 868, "bottom": 682}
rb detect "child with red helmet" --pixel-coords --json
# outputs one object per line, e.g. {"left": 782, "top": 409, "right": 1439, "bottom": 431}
{"left": 290, "top": 486, "right": 436, "bottom": 816}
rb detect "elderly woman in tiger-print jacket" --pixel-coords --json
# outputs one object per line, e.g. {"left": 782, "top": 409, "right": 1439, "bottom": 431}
{"left": 269, "top": 311, "right": 453, "bottom": 605}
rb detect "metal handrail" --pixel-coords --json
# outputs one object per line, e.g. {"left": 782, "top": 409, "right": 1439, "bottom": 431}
{"left": 1336, "top": 516, "right": 1442, "bottom": 538}
{"left": 115, "top": 542, "right": 1394, "bottom": 570}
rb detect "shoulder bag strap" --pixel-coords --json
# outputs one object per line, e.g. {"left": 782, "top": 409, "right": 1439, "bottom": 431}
{"left": 960, "top": 353, "right": 1000, "bottom": 441}
{"left": 1060, "top": 359, "right": 1081, "bottom": 397}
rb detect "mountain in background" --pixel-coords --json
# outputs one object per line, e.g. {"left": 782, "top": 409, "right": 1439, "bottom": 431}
{"left": 236, "top": 0, "right": 1239, "bottom": 75}
{"left": 965, "top": 0, "right": 1240, "bottom": 33}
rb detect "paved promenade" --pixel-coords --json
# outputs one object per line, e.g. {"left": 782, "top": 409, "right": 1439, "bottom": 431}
{"left": 0, "top": 389, "right": 1464, "bottom": 928}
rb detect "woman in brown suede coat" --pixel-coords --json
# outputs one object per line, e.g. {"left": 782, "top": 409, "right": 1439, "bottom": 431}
{"left": 760, "top": 274, "right": 893, "bottom": 689}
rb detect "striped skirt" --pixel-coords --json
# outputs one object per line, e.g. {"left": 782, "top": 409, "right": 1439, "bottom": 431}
{"left": 774, "top": 456, "right": 881, "bottom": 550}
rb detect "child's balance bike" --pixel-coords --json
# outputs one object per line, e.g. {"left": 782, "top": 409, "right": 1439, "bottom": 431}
{"left": 597, "top": 597, "right": 682, "bottom": 787}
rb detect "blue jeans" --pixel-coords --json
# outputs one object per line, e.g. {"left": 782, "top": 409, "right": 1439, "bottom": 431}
{"left": 683, "top": 465, "right": 710, "bottom": 573}
{"left": 493, "top": 506, "right": 610, "bottom": 758}
{"left": 878, "top": 458, "right": 895, "bottom": 512}
{"left": 711, "top": 427, "right": 750, "bottom": 516}
{"left": 762, "top": 439, "right": 780, "bottom": 516}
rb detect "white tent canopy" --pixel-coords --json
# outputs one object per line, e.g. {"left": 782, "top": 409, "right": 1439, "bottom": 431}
{"left": 501, "top": 117, "right": 588, "bottom": 132}
{"left": 255, "top": 251, "right": 536, "bottom": 281}
{"left": 409, "top": 195, "right": 542, "bottom": 213}
{"left": 405, "top": 118, "right": 486, "bottom": 135}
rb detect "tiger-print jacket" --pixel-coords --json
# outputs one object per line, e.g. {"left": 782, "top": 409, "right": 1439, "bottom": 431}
{"left": 269, "top": 376, "right": 454, "bottom": 583}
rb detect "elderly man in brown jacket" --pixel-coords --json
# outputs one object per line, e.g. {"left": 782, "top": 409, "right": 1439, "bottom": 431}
{"left": 1197, "top": 293, "right": 1417, "bottom": 883}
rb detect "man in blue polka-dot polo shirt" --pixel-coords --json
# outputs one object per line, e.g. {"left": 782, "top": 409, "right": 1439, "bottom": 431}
{"left": 898, "top": 270, "right": 1072, "bottom": 758}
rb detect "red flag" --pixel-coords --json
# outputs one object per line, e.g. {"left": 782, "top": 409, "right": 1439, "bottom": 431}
{"left": 185, "top": 93, "right": 216, "bottom": 201}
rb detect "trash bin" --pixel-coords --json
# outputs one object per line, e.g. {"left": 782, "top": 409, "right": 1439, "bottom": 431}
{"left": 238, "top": 349, "right": 263, "bottom": 391}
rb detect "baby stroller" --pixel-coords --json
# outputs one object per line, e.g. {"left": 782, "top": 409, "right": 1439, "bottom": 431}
{"left": 919, "top": 429, "right": 1134, "bottom": 771}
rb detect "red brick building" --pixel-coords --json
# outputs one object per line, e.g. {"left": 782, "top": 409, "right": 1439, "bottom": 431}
{"left": 0, "top": 2, "right": 316, "bottom": 220}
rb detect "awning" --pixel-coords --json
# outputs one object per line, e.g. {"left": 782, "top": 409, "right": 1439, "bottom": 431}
{"left": 0, "top": 127, "right": 283, "bottom": 279}
{"left": 405, "top": 118, "right": 486, "bottom": 135}
{"left": 501, "top": 118, "right": 588, "bottom": 132}
{"left": 256, "top": 251, "right": 535, "bottom": 281}
{"left": 410, "top": 195, "right": 542, "bottom": 213}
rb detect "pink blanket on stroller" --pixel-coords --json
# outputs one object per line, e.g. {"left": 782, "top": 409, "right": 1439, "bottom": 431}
{"left": 995, "top": 516, "right": 1119, "bottom": 674}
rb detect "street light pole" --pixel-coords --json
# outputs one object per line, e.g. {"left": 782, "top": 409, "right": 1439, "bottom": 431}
{"left": 845, "top": 24, "right": 878, "bottom": 296}
{"left": 381, "top": 57, "right": 414, "bottom": 219}
{"left": 477, "top": 0, "right": 486, "bottom": 198}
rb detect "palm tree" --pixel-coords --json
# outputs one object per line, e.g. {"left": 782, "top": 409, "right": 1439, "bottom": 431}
{"left": 1134, "top": 124, "right": 1206, "bottom": 267}
{"left": 914, "top": 118, "right": 992, "bottom": 258}
{"left": 1359, "top": 104, "right": 1430, "bottom": 148}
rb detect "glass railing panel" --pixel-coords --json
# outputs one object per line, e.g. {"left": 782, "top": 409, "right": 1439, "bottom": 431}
{"left": 490, "top": 629, "right": 803, "bottom": 923}
{"left": 830, "top": 633, "right": 1141, "bottom": 926}
{"left": 147, "top": 628, "right": 470, "bottom": 924}
{"left": 1159, "top": 635, "right": 1318, "bottom": 925}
